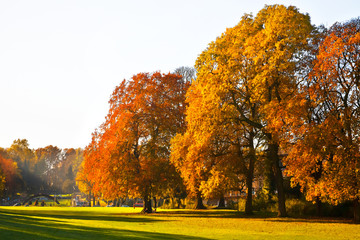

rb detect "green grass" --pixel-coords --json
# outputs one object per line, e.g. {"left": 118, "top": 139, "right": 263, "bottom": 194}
{"left": 0, "top": 207, "right": 359, "bottom": 240}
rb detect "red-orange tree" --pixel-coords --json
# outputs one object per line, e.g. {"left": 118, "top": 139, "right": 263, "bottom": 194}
{"left": 0, "top": 155, "right": 20, "bottom": 196}
{"left": 82, "top": 72, "right": 189, "bottom": 212}
{"left": 284, "top": 18, "right": 360, "bottom": 222}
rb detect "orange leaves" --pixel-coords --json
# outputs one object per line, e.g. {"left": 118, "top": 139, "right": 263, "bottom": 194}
{"left": 284, "top": 19, "right": 360, "bottom": 206}
{"left": 81, "top": 71, "right": 189, "bottom": 200}
{"left": 0, "top": 155, "right": 19, "bottom": 194}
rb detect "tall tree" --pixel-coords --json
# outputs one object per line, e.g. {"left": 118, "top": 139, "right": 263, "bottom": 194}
{"left": 82, "top": 72, "right": 189, "bottom": 212}
{"left": 171, "top": 5, "right": 312, "bottom": 216}
{"left": 285, "top": 18, "right": 360, "bottom": 222}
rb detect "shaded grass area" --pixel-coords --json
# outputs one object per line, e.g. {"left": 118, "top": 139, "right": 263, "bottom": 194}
{"left": 0, "top": 207, "right": 359, "bottom": 240}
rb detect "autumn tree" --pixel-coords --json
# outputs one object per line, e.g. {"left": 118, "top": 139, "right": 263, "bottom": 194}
{"left": 0, "top": 169, "right": 5, "bottom": 195}
{"left": 34, "top": 145, "right": 63, "bottom": 192}
{"left": 82, "top": 72, "right": 189, "bottom": 212}
{"left": 7, "top": 139, "right": 36, "bottom": 192}
{"left": 0, "top": 155, "right": 21, "bottom": 196}
{"left": 171, "top": 5, "right": 312, "bottom": 216}
{"left": 174, "top": 66, "right": 196, "bottom": 83}
{"left": 284, "top": 18, "right": 360, "bottom": 222}
{"left": 60, "top": 148, "right": 83, "bottom": 193}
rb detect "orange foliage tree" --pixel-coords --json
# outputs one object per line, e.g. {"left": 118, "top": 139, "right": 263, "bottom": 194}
{"left": 0, "top": 155, "right": 21, "bottom": 196}
{"left": 284, "top": 18, "right": 360, "bottom": 222}
{"left": 81, "top": 72, "right": 189, "bottom": 212}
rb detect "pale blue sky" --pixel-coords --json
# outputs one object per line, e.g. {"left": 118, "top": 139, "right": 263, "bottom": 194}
{"left": 0, "top": 0, "right": 359, "bottom": 149}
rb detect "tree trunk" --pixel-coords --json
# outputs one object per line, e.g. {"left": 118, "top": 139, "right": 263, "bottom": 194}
{"left": 268, "top": 142, "right": 287, "bottom": 217}
{"left": 263, "top": 155, "right": 275, "bottom": 202}
{"left": 176, "top": 198, "right": 182, "bottom": 209}
{"left": 194, "top": 191, "right": 206, "bottom": 209}
{"left": 354, "top": 198, "right": 360, "bottom": 223}
{"left": 245, "top": 172, "right": 254, "bottom": 215}
{"left": 217, "top": 195, "right": 225, "bottom": 208}
{"left": 142, "top": 189, "right": 153, "bottom": 213}
{"left": 88, "top": 190, "right": 92, "bottom": 207}
{"left": 93, "top": 196, "right": 96, "bottom": 207}
{"left": 315, "top": 196, "right": 322, "bottom": 217}
{"left": 153, "top": 197, "right": 157, "bottom": 209}
{"left": 143, "top": 197, "right": 152, "bottom": 213}
{"left": 245, "top": 143, "right": 255, "bottom": 215}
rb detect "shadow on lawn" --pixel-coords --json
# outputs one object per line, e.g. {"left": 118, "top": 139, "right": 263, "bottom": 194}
{"left": 155, "top": 210, "right": 277, "bottom": 219}
{"left": 0, "top": 209, "right": 211, "bottom": 240}
{"left": 155, "top": 210, "right": 354, "bottom": 224}
{"left": 0, "top": 208, "right": 159, "bottom": 223}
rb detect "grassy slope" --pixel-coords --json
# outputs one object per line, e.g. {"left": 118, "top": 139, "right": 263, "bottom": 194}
{"left": 0, "top": 207, "right": 359, "bottom": 240}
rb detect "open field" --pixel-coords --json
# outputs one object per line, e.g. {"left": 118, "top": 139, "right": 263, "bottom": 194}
{"left": 0, "top": 207, "right": 359, "bottom": 240}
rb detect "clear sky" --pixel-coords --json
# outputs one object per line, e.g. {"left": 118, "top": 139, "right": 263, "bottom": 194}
{"left": 0, "top": 0, "right": 359, "bottom": 149}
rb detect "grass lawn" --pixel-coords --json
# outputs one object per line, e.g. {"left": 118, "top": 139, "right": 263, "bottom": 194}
{"left": 0, "top": 207, "right": 359, "bottom": 240}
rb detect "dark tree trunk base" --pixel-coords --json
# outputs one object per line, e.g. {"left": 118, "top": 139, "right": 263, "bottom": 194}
{"left": 354, "top": 198, "right": 360, "bottom": 224}
{"left": 217, "top": 196, "right": 226, "bottom": 208}
{"left": 316, "top": 197, "right": 322, "bottom": 217}
{"left": 194, "top": 193, "right": 206, "bottom": 209}
{"left": 141, "top": 198, "right": 153, "bottom": 213}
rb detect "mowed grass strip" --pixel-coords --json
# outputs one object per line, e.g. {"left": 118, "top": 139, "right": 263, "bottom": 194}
{"left": 0, "top": 207, "right": 359, "bottom": 240}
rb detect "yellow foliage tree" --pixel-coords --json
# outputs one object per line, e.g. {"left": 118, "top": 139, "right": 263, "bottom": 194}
{"left": 171, "top": 4, "right": 313, "bottom": 216}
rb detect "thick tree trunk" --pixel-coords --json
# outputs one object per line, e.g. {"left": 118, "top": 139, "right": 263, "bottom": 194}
{"left": 268, "top": 142, "right": 287, "bottom": 217}
{"left": 143, "top": 197, "right": 152, "bottom": 213}
{"left": 142, "top": 189, "right": 153, "bottom": 213}
{"left": 194, "top": 191, "right": 206, "bottom": 209}
{"left": 217, "top": 195, "right": 225, "bottom": 208}
{"left": 93, "top": 196, "right": 96, "bottom": 207}
{"left": 354, "top": 198, "right": 360, "bottom": 223}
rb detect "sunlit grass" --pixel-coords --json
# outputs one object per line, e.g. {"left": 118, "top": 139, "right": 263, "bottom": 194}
{"left": 0, "top": 206, "right": 359, "bottom": 240}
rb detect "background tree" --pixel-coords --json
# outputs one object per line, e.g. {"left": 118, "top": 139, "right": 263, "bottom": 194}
{"left": 0, "top": 168, "right": 5, "bottom": 195}
{"left": 7, "top": 139, "right": 35, "bottom": 192}
{"left": 59, "top": 148, "right": 83, "bottom": 193}
{"left": 0, "top": 155, "right": 21, "bottom": 196}
{"left": 34, "top": 145, "right": 62, "bottom": 192}
{"left": 174, "top": 66, "right": 196, "bottom": 83}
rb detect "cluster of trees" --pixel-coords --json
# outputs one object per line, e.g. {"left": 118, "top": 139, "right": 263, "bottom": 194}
{"left": 78, "top": 5, "right": 360, "bottom": 221}
{"left": 0, "top": 139, "right": 83, "bottom": 198}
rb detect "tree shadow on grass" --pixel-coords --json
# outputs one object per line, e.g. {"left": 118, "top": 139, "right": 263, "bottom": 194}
{"left": 0, "top": 210, "right": 211, "bottom": 240}
{"left": 0, "top": 208, "right": 158, "bottom": 223}
{"left": 264, "top": 217, "right": 354, "bottom": 224}
{"left": 154, "top": 210, "right": 354, "bottom": 224}
{"left": 154, "top": 210, "right": 277, "bottom": 219}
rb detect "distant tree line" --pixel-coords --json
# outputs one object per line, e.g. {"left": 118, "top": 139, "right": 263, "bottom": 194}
{"left": 0, "top": 139, "right": 83, "bottom": 198}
